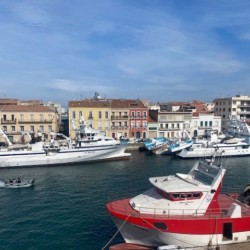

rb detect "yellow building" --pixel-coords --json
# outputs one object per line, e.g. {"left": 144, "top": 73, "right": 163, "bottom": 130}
{"left": 0, "top": 104, "right": 59, "bottom": 144}
{"left": 68, "top": 99, "right": 112, "bottom": 137}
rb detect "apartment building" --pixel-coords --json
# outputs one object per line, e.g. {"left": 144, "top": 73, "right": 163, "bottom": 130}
{"left": 68, "top": 99, "right": 112, "bottom": 138}
{"left": 214, "top": 94, "right": 250, "bottom": 131}
{"left": 0, "top": 104, "right": 59, "bottom": 143}
{"left": 68, "top": 98, "right": 149, "bottom": 139}
{"left": 191, "top": 113, "right": 221, "bottom": 138}
{"left": 109, "top": 99, "right": 149, "bottom": 139}
{"left": 149, "top": 110, "right": 192, "bottom": 139}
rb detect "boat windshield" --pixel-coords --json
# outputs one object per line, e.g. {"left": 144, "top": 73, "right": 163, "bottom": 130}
{"left": 191, "top": 161, "right": 221, "bottom": 185}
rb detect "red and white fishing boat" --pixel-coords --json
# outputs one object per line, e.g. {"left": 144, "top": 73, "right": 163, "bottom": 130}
{"left": 107, "top": 158, "right": 250, "bottom": 248}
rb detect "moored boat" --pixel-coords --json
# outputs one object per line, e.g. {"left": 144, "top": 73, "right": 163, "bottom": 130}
{"left": 0, "top": 178, "right": 35, "bottom": 188}
{"left": 106, "top": 157, "right": 250, "bottom": 248}
{"left": 0, "top": 119, "right": 130, "bottom": 168}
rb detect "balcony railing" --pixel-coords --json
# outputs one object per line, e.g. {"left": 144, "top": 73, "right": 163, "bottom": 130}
{"left": 111, "top": 115, "right": 129, "bottom": 120}
{"left": 111, "top": 126, "right": 129, "bottom": 130}
{"left": 18, "top": 119, "right": 53, "bottom": 124}
{"left": 237, "top": 111, "right": 250, "bottom": 115}
{"left": 1, "top": 118, "right": 17, "bottom": 124}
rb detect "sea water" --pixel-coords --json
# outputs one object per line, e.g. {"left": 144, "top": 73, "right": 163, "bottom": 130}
{"left": 0, "top": 151, "right": 249, "bottom": 250}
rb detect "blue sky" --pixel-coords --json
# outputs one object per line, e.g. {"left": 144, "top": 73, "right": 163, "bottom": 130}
{"left": 0, "top": 0, "right": 250, "bottom": 106}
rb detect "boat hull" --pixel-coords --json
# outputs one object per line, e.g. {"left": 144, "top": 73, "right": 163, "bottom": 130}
{"left": 0, "top": 144, "right": 130, "bottom": 168}
{"left": 110, "top": 214, "right": 250, "bottom": 248}
{"left": 178, "top": 147, "right": 250, "bottom": 158}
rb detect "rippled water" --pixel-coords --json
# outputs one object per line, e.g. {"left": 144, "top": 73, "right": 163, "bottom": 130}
{"left": 0, "top": 152, "right": 249, "bottom": 250}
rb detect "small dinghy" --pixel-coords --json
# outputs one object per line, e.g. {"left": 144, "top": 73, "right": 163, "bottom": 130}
{"left": 0, "top": 178, "right": 35, "bottom": 188}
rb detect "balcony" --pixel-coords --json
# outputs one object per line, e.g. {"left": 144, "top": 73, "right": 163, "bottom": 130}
{"left": 237, "top": 104, "right": 250, "bottom": 108}
{"left": 1, "top": 118, "right": 17, "bottom": 124}
{"left": 198, "top": 126, "right": 213, "bottom": 130}
{"left": 237, "top": 111, "right": 250, "bottom": 115}
{"left": 18, "top": 119, "right": 53, "bottom": 124}
{"left": 111, "top": 115, "right": 129, "bottom": 120}
{"left": 111, "top": 126, "right": 129, "bottom": 130}
{"left": 159, "top": 127, "right": 181, "bottom": 131}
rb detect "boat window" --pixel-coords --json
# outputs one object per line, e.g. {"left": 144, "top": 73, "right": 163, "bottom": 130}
{"left": 192, "top": 162, "right": 221, "bottom": 185}
{"left": 172, "top": 193, "right": 180, "bottom": 199}
{"left": 193, "top": 192, "right": 201, "bottom": 198}
{"left": 156, "top": 188, "right": 172, "bottom": 200}
{"left": 153, "top": 222, "right": 167, "bottom": 230}
{"left": 170, "top": 192, "right": 202, "bottom": 201}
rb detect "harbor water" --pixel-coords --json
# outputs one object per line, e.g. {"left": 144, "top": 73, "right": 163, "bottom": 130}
{"left": 0, "top": 151, "right": 250, "bottom": 250}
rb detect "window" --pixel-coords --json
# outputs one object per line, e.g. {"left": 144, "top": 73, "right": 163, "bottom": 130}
{"left": 205, "top": 121, "right": 208, "bottom": 127}
{"left": 40, "top": 126, "right": 44, "bottom": 132}
{"left": 79, "top": 111, "right": 82, "bottom": 118}
{"left": 3, "top": 126, "right": 7, "bottom": 132}
{"left": 209, "top": 121, "right": 212, "bottom": 126}
{"left": 72, "top": 111, "right": 76, "bottom": 119}
{"left": 131, "top": 121, "right": 135, "bottom": 128}
{"left": 11, "top": 115, "right": 14, "bottom": 121}
{"left": 105, "top": 111, "right": 108, "bottom": 119}
{"left": 137, "top": 112, "right": 140, "bottom": 118}
{"left": 11, "top": 126, "right": 15, "bottom": 132}
{"left": 99, "top": 111, "right": 102, "bottom": 119}
{"left": 200, "top": 121, "right": 203, "bottom": 127}
{"left": 48, "top": 114, "right": 52, "bottom": 121}
{"left": 20, "top": 126, "right": 24, "bottom": 132}
{"left": 143, "top": 111, "right": 147, "bottom": 118}
{"left": 20, "top": 114, "right": 24, "bottom": 121}
{"left": 131, "top": 112, "right": 135, "bottom": 118}
{"left": 48, "top": 125, "right": 52, "bottom": 132}
{"left": 89, "top": 111, "right": 93, "bottom": 119}
{"left": 31, "top": 126, "right": 34, "bottom": 132}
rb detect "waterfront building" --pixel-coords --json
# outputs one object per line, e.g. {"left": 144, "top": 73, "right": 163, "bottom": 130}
{"left": 0, "top": 101, "right": 59, "bottom": 143}
{"left": 68, "top": 97, "right": 149, "bottom": 140}
{"left": 191, "top": 112, "right": 221, "bottom": 138}
{"left": 68, "top": 99, "right": 112, "bottom": 138}
{"left": 214, "top": 94, "right": 250, "bottom": 131}
{"left": 149, "top": 109, "right": 192, "bottom": 139}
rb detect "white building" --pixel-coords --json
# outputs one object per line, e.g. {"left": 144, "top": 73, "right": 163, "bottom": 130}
{"left": 214, "top": 94, "right": 250, "bottom": 132}
{"left": 191, "top": 113, "right": 221, "bottom": 138}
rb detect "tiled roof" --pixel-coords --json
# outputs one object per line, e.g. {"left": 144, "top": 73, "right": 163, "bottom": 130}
{"left": 68, "top": 99, "right": 147, "bottom": 108}
{"left": 68, "top": 100, "right": 111, "bottom": 108}
{"left": 0, "top": 105, "right": 55, "bottom": 112}
{"left": 111, "top": 99, "right": 146, "bottom": 108}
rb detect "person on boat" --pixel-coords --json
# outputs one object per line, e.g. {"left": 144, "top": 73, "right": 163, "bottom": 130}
{"left": 17, "top": 178, "right": 21, "bottom": 183}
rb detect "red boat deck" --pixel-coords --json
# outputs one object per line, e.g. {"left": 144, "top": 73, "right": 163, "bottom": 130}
{"left": 107, "top": 193, "right": 250, "bottom": 220}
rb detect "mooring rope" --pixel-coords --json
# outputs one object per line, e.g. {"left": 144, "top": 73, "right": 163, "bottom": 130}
{"left": 101, "top": 214, "right": 131, "bottom": 250}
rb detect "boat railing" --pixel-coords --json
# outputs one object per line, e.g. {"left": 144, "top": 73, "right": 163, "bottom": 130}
{"left": 109, "top": 200, "right": 246, "bottom": 219}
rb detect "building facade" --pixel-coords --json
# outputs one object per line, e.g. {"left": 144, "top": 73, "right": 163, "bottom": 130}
{"left": 0, "top": 104, "right": 59, "bottom": 143}
{"left": 68, "top": 98, "right": 149, "bottom": 139}
{"left": 191, "top": 113, "right": 221, "bottom": 138}
{"left": 149, "top": 110, "right": 192, "bottom": 139}
{"left": 214, "top": 94, "right": 250, "bottom": 131}
{"left": 68, "top": 99, "right": 112, "bottom": 138}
